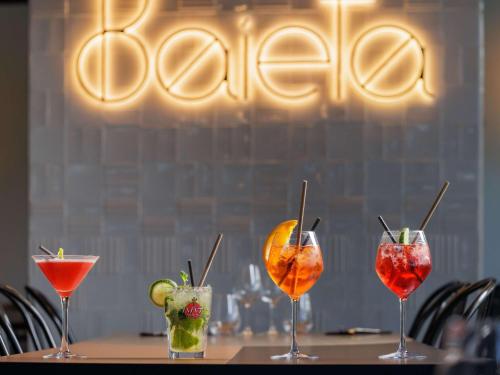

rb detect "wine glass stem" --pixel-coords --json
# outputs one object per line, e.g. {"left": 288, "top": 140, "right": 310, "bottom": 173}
{"left": 269, "top": 303, "right": 275, "bottom": 330}
{"left": 398, "top": 298, "right": 407, "bottom": 355}
{"left": 290, "top": 298, "right": 299, "bottom": 355}
{"left": 60, "top": 297, "right": 70, "bottom": 354}
{"left": 243, "top": 304, "right": 252, "bottom": 332}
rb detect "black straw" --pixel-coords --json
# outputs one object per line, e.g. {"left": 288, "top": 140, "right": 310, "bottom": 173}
{"left": 187, "top": 259, "right": 195, "bottom": 287}
{"left": 301, "top": 217, "right": 321, "bottom": 246}
{"left": 377, "top": 216, "right": 397, "bottom": 243}
{"left": 419, "top": 181, "right": 450, "bottom": 231}
{"left": 38, "top": 245, "right": 56, "bottom": 258}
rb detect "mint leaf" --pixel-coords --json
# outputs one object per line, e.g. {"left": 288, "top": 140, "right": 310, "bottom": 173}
{"left": 179, "top": 317, "right": 204, "bottom": 331}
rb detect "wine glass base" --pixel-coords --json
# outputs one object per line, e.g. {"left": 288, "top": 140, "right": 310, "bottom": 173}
{"left": 241, "top": 326, "right": 254, "bottom": 336}
{"left": 266, "top": 326, "right": 279, "bottom": 336}
{"left": 43, "top": 351, "right": 87, "bottom": 360}
{"left": 271, "top": 352, "right": 319, "bottom": 360}
{"left": 379, "top": 351, "right": 426, "bottom": 360}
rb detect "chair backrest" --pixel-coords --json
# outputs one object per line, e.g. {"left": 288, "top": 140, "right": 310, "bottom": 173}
{"left": 485, "top": 284, "right": 500, "bottom": 319}
{"left": 463, "top": 280, "right": 497, "bottom": 320}
{"left": 0, "top": 330, "right": 8, "bottom": 356}
{"left": 25, "top": 286, "right": 75, "bottom": 344}
{"left": 408, "top": 281, "right": 465, "bottom": 340}
{"left": 422, "top": 278, "right": 497, "bottom": 347}
{"left": 0, "top": 310, "right": 22, "bottom": 354}
{"left": 0, "top": 285, "right": 56, "bottom": 351}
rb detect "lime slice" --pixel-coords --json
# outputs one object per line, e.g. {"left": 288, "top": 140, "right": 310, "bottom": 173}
{"left": 57, "top": 248, "right": 64, "bottom": 259}
{"left": 149, "top": 279, "right": 177, "bottom": 308}
{"left": 398, "top": 227, "right": 410, "bottom": 245}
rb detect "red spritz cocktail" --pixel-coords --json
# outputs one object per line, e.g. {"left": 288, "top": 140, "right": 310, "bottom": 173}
{"left": 33, "top": 254, "right": 99, "bottom": 359}
{"left": 375, "top": 230, "right": 431, "bottom": 360}
{"left": 36, "top": 259, "right": 96, "bottom": 297}
{"left": 375, "top": 243, "right": 432, "bottom": 300}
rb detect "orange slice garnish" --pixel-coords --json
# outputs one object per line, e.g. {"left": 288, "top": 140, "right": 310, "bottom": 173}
{"left": 262, "top": 220, "right": 298, "bottom": 266}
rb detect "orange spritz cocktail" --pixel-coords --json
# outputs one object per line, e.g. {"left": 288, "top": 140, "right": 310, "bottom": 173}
{"left": 262, "top": 219, "right": 323, "bottom": 360}
{"left": 266, "top": 241, "right": 323, "bottom": 300}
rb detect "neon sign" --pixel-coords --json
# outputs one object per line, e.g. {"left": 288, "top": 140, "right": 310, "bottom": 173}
{"left": 75, "top": 0, "right": 435, "bottom": 107}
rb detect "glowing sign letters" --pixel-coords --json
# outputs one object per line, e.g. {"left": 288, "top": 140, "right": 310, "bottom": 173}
{"left": 75, "top": 0, "right": 435, "bottom": 106}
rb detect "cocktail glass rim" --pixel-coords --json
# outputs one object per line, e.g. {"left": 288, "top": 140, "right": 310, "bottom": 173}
{"left": 32, "top": 255, "right": 99, "bottom": 262}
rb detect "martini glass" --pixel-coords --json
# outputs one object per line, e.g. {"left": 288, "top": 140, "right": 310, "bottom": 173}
{"left": 32, "top": 255, "right": 99, "bottom": 359}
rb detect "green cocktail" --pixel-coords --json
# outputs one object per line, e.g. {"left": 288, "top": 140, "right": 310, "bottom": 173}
{"left": 165, "top": 286, "right": 212, "bottom": 358}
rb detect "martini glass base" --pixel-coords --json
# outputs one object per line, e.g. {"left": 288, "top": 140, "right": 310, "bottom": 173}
{"left": 271, "top": 352, "right": 318, "bottom": 360}
{"left": 379, "top": 351, "right": 426, "bottom": 360}
{"left": 43, "top": 351, "right": 87, "bottom": 360}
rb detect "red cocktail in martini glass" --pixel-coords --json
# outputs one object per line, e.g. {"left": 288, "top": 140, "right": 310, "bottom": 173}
{"left": 33, "top": 255, "right": 99, "bottom": 359}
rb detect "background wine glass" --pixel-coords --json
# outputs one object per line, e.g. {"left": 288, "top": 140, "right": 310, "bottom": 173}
{"left": 375, "top": 230, "right": 432, "bottom": 360}
{"left": 261, "top": 282, "right": 285, "bottom": 335}
{"left": 208, "top": 293, "right": 241, "bottom": 336}
{"left": 282, "top": 293, "right": 313, "bottom": 334}
{"left": 234, "top": 264, "right": 263, "bottom": 336}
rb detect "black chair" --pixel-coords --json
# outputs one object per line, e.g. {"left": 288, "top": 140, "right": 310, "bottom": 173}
{"left": 0, "top": 310, "right": 22, "bottom": 354}
{"left": 408, "top": 281, "right": 466, "bottom": 340}
{"left": 25, "top": 286, "right": 76, "bottom": 344}
{"left": 422, "top": 278, "right": 497, "bottom": 347}
{"left": 0, "top": 285, "right": 56, "bottom": 351}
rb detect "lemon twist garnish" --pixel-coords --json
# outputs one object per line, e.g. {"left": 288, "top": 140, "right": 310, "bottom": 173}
{"left": 57, "top": 247, "right": 64, "bottom": 259}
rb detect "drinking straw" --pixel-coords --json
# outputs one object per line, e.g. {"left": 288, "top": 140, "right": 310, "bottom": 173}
{"left": 187, "top": 259, "right": 195, "bottom": 287}
{"left": 295, "top": 180, "right": 308, "bottom": 249}
{"left": 301, "top": 217, "right": 321, "bottom": 246}
{"left": 38, "top": 245, "right": 56, "bottom": 258}
{"left": 278, "top": 216, "right": 321, "bottom": 286}
{"left": 377, "top": 216, "right": 397, "bottom": 243}
{"left": 198, "top": 234, "right": 223, "bottom": 287}
{"left": 419, "top": 181, "right": 450, "bottom": 231}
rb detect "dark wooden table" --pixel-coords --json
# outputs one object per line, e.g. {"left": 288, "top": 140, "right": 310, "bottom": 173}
{"left": 0, "top": 333, "right": 494, "bottom": 374}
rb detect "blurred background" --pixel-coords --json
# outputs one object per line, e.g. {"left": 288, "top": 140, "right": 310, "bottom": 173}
{"left": 0, "top": 0, "right": 499, "bottom": 340}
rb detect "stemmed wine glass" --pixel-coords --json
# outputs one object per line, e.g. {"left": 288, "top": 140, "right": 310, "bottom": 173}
{"left": 234, "top": 264, "right": 263, "bottom": 336}
{"left": 208, "top": 293, "right": 241, "bottom": 336}
{"left": 265, "top": 231, "right": 323, "bottom": 359}
{"left": 261, "top": 283, "right": 285, "bottom": 335}
{"left": 375, "top": 230, "right": 432, "bottom": 360}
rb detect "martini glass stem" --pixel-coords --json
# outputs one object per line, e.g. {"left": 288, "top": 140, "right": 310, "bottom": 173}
{"left": 290, "top": 298, "right": 299, "bottom": 356}
{"left": 60, "top": 297, "right": 70, "bottom": 355}
{"left": 397, "top": 298, "right": 407, "bottom": 356}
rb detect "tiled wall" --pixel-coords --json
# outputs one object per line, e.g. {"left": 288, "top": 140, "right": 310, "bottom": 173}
{"left": 29, "top": 0, "right": 482, "bottom": 339}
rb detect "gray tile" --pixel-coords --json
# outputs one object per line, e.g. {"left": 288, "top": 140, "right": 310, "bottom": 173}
{"left": 178, "top": 126, "right": 213, "bottom": 162}
{"left": 104, "top": 127, "right": 139, "bottom": 166}
{"left": 327, "top": 122, "right": 364, "bottom": 160}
